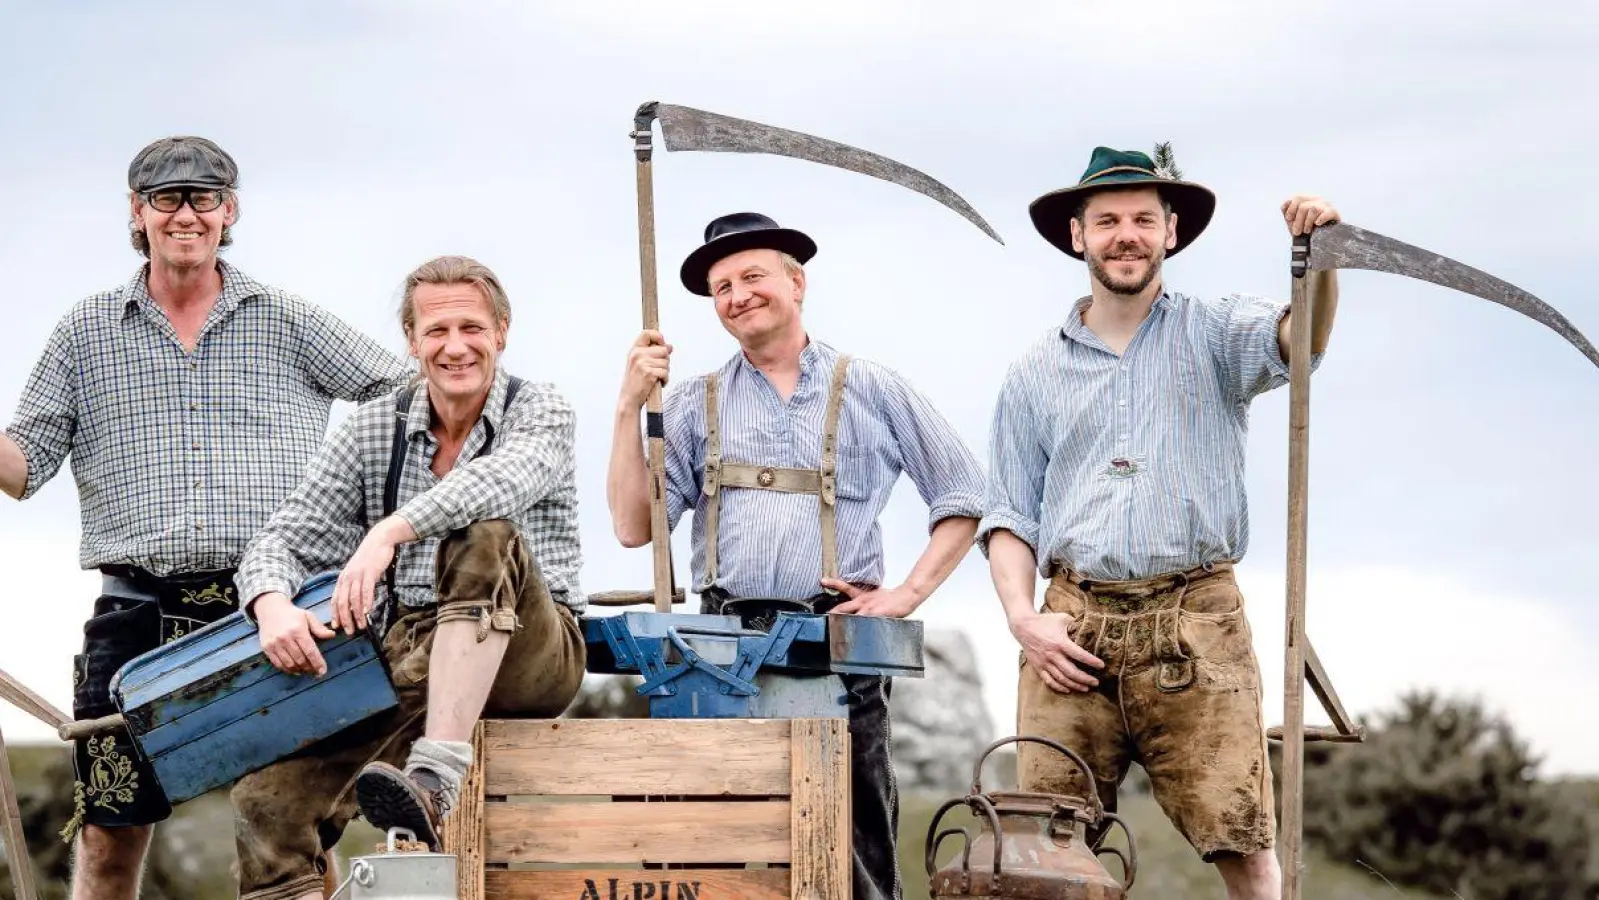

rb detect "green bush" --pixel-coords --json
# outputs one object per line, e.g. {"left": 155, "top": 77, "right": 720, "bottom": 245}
{"left": 1297, "top": 690, "right": 1594, "bottom": 900}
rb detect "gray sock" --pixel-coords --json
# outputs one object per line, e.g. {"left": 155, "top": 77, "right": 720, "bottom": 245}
{"left": 405, "top": 737, "right": 474, "bottom": 815}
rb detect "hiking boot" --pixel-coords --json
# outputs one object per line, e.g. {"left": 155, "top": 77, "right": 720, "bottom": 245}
{"left": 354, "top": 762, "right": 456, "bottom": 850}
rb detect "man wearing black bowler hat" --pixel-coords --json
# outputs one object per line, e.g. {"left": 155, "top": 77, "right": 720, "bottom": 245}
{"left": 0, "top": 135, "right": 407, "bottom": 900}
{"left": 606, "top": 212, "right": 986, "bottom": 899}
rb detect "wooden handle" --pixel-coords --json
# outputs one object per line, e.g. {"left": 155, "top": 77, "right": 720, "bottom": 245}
{"left": 0, "top": 717, "right": 41, "bottom": 900}
{"left": 635, "top": 136, "right": 676, "bottom": 616}
{"left": 57, "top": 714, "right": 125, "bottom": 743}
{"left": 1267, "top": 724, "right": 1367, "bottom": 744}
{"left": 0, "top": 666, "right": 70, "bottom": 730}
{"left": 587, "top": 588, "right": 686, "bottom": 608}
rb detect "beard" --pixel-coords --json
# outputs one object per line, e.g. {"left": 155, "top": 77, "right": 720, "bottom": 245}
{"left": 1087, "top": 241, "right": 1165, "bottom": 296}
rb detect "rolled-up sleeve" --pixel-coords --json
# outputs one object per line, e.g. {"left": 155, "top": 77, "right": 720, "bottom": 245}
{"left": 976, "top": 365, "right": 1047, "bottom": 557}
{"left": 4, "top": 320, "right": 78, "bottom": 500}
{"left": 1201, "top": 292, "right": 1324, "bottom": 403}
{"left": 879, "top": 370, "right": 984, "bottom": 532}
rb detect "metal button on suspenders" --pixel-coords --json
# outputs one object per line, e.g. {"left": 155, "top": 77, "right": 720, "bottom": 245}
{"left": 697, "top": 355, "right": 852, "bottom": 592}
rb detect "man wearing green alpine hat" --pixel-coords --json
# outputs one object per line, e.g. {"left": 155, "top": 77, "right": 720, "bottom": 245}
{"left": 978, "top": 145, "right": 1340, "bottom": 900}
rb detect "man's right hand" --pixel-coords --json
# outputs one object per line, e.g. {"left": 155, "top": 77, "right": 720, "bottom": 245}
{"left": 1010, "top": 611, "right": 1105, "bottom": 693}
{"left": 253, "top": 592, "right": 336, "bottom": 677}
{"left": 621, "top": 330, "right": 672, "bottom": 409}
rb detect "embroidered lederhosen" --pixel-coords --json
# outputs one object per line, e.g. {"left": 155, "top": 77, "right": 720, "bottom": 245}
{"left": 697, "top": 354, "right": 852, "bottom": 602}
{"left": 66, "top": 568, "right": 240, "bottom": 838}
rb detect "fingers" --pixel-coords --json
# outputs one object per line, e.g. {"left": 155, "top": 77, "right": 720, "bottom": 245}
{"left": 349, "top": 569, "right": 374, "bottom": 633}
{"left": 636, "top": 329, "right": 667, "bottom": 347}
{"left": 333, "top": 572, "right": 355, "bottom": 634}
{"left": 293, "top": 625, "right": 328, "bottom": 677}
{"left": 1060, "top": 639, "right": 1106, "bottom": 672}
{"left": 827, "top": 599, "right": 864, "bottom": 615}
{"left": 820, "top": 578, "right": 865, "bottom": 599}
{"left": 307, "top": 612, "right": 336, "bottom": 640}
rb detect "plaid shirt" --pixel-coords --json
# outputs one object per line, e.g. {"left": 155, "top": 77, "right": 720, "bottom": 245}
{"left": 3, "top": 261, "right": 410, "bottom": 576}
{"left": 236, "top": 366, "right": 585, "bottom": 613}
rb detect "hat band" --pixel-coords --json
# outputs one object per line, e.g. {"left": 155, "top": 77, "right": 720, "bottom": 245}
{"left": 1080, "top": 164, "right": 1162, "bottom": 186}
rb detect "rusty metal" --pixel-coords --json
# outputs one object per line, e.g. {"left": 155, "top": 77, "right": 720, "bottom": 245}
{"left": 642, "top": 102, "right": 1004, "bottom": 245}
{"left": 1307, "top": 221, "right": 1599, "bottom": 367}
{"left": 926, "top": 736, "right": 1135, "bottom": 899}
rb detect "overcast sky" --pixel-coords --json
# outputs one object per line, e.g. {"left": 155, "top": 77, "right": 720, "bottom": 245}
{"left": 1, "top": 1, "right": 1595, "bottom": 776}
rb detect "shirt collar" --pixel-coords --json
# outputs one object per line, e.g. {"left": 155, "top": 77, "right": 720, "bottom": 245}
{"left": 1058, "top": 288, "right": 1176, "bottom": 343}
{"left": 119, "top": 258, "right": 264, "bottom": 321}
{"left": 728, "top": 334, "right": 833, "bottom": 379}
{"left": 406, "top": 364, "right": 511, "bottom": 440}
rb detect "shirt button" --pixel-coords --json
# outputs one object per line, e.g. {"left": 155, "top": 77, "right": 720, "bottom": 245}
{"left": 1118, "top": 400, "right": 1127, "bottom": 407}
{"left": 194, "top": 522, "right": 204, "bottom": 531}
{"left": 1120, "top": 433, "right": 1130, "bottom": 440}
{"left": 189, "top": 402, "right": 199, "bottom": 412}
{"left": 191, "top": 442, "right": 201, "bottom": 450}
{"left": 193, "top": 479, "right": 203, "bottom": 489}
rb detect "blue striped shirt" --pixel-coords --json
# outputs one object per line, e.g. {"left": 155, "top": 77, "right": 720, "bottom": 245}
{"left": 978, "top": 290, "right": 1322, "bottom": 581}
{"left": 663, "top": 339, "right": 985, "bottom": 600}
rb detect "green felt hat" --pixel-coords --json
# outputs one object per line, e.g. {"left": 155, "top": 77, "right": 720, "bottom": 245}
{"left": 1029, "top": 144, "right": 1216, "bottom": 259}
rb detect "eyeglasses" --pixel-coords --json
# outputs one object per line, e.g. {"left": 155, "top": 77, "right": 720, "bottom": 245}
{"left": 142, "top": 187, "right": 229, "bottom": 214}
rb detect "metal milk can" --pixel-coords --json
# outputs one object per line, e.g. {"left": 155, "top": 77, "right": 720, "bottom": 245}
{"left": 329, "top": 828, "right": 458, "bottom": 900}
{"left": 926, "top": 736, "right": 1137, "bottom": 899}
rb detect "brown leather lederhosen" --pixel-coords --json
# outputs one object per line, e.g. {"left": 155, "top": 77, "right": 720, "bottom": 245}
{"left": 697, "top": 354, "right": 853, "bottom": 594}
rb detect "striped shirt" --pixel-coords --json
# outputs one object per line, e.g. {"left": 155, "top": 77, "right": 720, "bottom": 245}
{"left": 3, "top": 261, "right": 410, "bottom": 576}
{"left": 978, "top": 290, "right": 1323, "bottom": 581}
{"left": 663, "top": 339, "right": 985, "bottom": 600}
{"left": 237, "top": 366, "right": 585, "bottom": 613}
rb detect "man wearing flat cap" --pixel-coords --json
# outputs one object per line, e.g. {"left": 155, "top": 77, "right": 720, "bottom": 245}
{"left": 979, "top": 146, "right": 1341, "bottom": 900}
{"left": 0, "top": 136, "right": 408, "bottom": 900}
{"left": 607, "top": 212, "right": 986, "bottom": 900}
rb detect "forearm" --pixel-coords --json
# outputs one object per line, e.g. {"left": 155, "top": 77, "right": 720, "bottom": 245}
{"left": 0, "top": 435, "right": 26, "bottom": 500}
{"left": 987, "top": 530, "right": 1041, "bottom": 627}
{"left": 1309, "top": 269, "right": 1339, "bottom": 354}
{"left": 606, "top": 404, "right": 653, "bottom": 547}
{"left": 897, "top": 515, "right": 978, "bottom": 605}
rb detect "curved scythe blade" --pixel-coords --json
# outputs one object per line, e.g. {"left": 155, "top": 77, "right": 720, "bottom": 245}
{"left": 645, "top": 102, "right": 1003, "bottom": 244}
{"left": 1308, "top": 221, "right": 1599, "bottom": 367}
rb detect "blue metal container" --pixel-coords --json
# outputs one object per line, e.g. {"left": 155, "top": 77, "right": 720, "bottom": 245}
{"left": 109, "top": 571, "right": 400, "bottom": 805}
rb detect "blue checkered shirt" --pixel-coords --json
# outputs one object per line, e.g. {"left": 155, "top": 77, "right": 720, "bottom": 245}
{"left": 236, "top": 366, "right": 585, "bottom": 613}
{"left": 978, "top": 290, "right": 1324, "bottom": 581}
{"left": 4, "top": 261, "right": 410, "bottom": 576}
{"left": 663, "top": 339, "right": 985, "bottom": 600}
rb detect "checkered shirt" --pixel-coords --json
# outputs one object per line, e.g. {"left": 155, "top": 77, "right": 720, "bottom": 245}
{"left": 236, "top": 365, "right": 586, "bottom": 613}
{"left": 4, "top": 261, "right": 411, "bottom": 575}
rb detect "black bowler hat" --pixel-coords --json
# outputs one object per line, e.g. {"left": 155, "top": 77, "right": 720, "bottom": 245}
{"left": 678, "top": 212, "right": 818, "bottom": 296}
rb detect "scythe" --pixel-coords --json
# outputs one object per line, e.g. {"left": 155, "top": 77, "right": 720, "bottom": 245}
{"left": 626, "top": 102, "right": 1003, "bottom": 612}
{"left": 1274, "top": 221, "right": 1599, "bottom": 899}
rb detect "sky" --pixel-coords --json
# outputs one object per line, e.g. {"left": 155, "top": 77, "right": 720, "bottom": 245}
{"left": 0, "top": 1, "right": 1595, "bottom": 776}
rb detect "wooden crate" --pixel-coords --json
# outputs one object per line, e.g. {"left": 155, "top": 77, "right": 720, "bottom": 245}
{"left": 442, "top": 718, "right": 851, "bottom": 900}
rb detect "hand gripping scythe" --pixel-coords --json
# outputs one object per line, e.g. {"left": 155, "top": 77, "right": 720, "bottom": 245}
{"left": 623, "top": 102, "right": 1003, "bottom": 613}
{"left": 1273, "top": 222, "right": 1599, "bottom": 899}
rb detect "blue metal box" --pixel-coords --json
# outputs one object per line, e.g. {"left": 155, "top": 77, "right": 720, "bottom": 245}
{"left": 108, "top": 571, "right": 400, "bottom": 805}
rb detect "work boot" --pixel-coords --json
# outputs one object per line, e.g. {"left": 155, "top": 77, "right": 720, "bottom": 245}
{"left": 354, "top": 761, "right": 456, "bottom": 850}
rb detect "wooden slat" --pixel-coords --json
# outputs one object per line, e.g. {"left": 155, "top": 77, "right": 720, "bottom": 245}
{"left": 484, "top": 719, "right": 792, "bottom": 796}
{"left": 0, "top": 719, "right": 40, "bottom": 900}
{"left": 787, "top": 720, "right": 849, "bottom": 900}
{"left": 485, "top": 801, "right": 790, "bottom": 864}
{"left": 443, "top": 722, "right": 487, "bottom": 900}
{"left": 486, "top": 868, "right": 788, "bottom": 900}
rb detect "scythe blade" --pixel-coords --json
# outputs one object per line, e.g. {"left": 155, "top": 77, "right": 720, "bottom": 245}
{"left": 1307, "top": 221, "right": 1599, "bottom": 368}
{"left": 641, "top": 102, "right": 1004, "bottom": 244}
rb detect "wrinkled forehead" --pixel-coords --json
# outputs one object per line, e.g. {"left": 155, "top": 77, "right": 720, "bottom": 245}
{"left": 1082, "top": 186, "right": 1167, "bottom": 218}
{"left": 708, "top": 248, "right": 787, "bottom": 286}
{"left": 411, "top": 281, "right": 500, "bottom": 326}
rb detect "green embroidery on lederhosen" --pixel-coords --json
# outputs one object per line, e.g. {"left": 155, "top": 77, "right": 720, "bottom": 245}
{"left": 60, "top": 735, "right": 141, "bottom": 843}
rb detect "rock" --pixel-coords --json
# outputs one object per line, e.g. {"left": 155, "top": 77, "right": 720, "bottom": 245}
{"left": 889, "top": 628, "right": 998, "bottom": 796}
